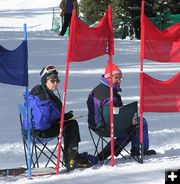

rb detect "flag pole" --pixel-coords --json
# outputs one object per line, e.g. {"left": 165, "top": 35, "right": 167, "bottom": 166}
{"left": 109, "top": 55, "right": 115, "bottom": 166}
{"left": 107, "top": 4, "right": 115, "bottom": 166}
{"left": 139, "top": 0, "right": 145, "bottom": 163}
{"left": 56, "top": 61, "right": 70, "bottom": 174}
{"left": 56, "top": 9, "right": 76, "bottom": 175}
{"left": 23, "top": 24, "right": 31, "bottom": 178}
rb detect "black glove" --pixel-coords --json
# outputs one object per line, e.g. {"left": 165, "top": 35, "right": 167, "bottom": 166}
{"left": 64, "top": 111, "right": 73, "bottom": 120}
{"left": 95, "top": 123, "right": 105, "bottom": 131}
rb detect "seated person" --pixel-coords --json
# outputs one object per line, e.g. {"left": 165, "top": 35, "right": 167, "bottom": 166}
{"left": 23, "top": 65, "right": 91, "bottom": 170}
{"left": 87, "top": 63, "right": 156, "bottom": 160}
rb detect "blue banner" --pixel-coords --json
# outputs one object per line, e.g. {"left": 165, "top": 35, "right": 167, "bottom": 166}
{"left": 0, "top": 41, "right": 28, "bottom": 86}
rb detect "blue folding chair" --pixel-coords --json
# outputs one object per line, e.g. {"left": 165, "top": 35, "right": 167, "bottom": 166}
{"left": 18, "top": 104, "right": 65, "bottom": 168}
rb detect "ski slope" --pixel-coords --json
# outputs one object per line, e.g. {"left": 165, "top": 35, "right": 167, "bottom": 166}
{"left": 0, "top": 0, "right": 180, "bottom": 183}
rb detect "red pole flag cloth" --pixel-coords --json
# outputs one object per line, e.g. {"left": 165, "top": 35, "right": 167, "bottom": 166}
{"left": 67, "top": 5, "right": 114, "bottom": 62}
{"left": 143, "top": 15, "right": 180, "bottom": 62}
{"left": 142, "top": 72, "right": 180, "bottom": 112}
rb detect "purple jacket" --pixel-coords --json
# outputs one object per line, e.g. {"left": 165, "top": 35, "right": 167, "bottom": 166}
{"left": 87, "top": 76, "right": 123, "bottom": 128}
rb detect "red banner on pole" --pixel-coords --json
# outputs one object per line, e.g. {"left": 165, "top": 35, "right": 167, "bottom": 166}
{"left": 67, "top": 5, "right": 114, "bottom": 62}
{"left": 142, "top": 72, "right": 180, "bottom": 112}
{"left": 143, "top": 16, "right": 180, "bottom": 62}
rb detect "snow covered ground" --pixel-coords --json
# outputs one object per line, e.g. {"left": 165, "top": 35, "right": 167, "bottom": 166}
{"left": 0, "top": 0, "right": 180, "bottom": 183}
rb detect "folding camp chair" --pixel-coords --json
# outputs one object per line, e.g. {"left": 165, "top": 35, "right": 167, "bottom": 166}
{"left": 88, "top": 101, "right": 141, "bottom": 164}
{"left": 18, "top": 104, "right": 65, "bottom": 168}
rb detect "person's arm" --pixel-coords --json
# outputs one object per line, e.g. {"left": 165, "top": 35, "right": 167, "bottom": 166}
{"left": 73, "top": 0, "right": 79, "bottom": 15}
{"left": 59, "top": 0, "right": 65, "bottom": 17}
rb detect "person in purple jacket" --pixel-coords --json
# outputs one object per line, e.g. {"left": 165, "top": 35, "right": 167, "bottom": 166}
{"left": 87, "top": 63, "right": 156, "bottom": 161}
{"left": 23, "top": 65, "right": 91, "bottom": 170}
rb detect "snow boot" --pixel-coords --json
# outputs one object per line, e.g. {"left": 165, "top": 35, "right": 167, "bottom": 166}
{"left": 66, "top": 147, "right": 78, "bottom": 171}
{"left": 131, "top": 149, "right": 156, "bottom": 156}
{"left": 76, "top": 154, "right": 93, "bottom": 168}
{"left": 144, "top": 149, "right": 156, "bottom": 156}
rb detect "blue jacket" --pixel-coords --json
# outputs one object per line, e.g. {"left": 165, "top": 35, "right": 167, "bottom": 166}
{"left": 23, "top": 85, "right": 61, "bottom": 131}
{"left": 87, "top": 76, "right": 122, "bottom": 128}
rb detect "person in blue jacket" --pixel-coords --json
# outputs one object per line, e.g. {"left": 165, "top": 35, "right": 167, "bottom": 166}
{"left": 87, "top": 63, "right": 156, "bottom": 161}
{"left": 23, "top": 65, "right": 91, "bottom": 170}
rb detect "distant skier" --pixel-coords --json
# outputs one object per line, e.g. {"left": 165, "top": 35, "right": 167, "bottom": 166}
{"left": 87, "top": 63, "right": 156, "bottom": 161}
{"left": 59, "top": 0, "right": 79, "bottom": 36}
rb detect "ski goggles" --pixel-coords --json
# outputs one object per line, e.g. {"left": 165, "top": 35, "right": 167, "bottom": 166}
{"left": 40, "top": 65, "right": 58, "bottom": 78}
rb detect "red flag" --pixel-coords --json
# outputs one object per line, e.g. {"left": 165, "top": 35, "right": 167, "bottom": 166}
{"left": 143, "top": 15, "right": 180, "bottom": 62}
{"left": 56, "top": 5, "right": 115, "bottom": 173}
{"left": 142, "top": 73, "right": 180, "bottom": 112}
{"left": 67, "top": 5, "right": 114, "bottom": 62}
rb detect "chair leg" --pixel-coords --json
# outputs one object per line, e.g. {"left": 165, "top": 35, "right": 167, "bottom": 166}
{"left": 34, "top": 144, "right": 57, "bottom": 167}
{"left": 89, "top": 128, "right": 100, "bottom": 156}
{"left": 44, "top": 142, "right": 58, "bottom": 167}
{"left": 22, "top": 137, "right": 28, "bottom": 169}
{"left": 28, "top": 137, "right": 65, "bottom": 168}
{"left": 36, "top": 138, "right": 66, "bottom": 167}
{"left": 24, "top": 139, "right": 37, "bottom": 168}
{"left": 31, "top": 143, "right": 37, "bottom": 167}
{"left": 34, "top": 142, "right": 40, "bottom": 168}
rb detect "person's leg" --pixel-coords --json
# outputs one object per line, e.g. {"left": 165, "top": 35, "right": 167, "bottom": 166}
{"left": 131, "top": 117, "right": 156, "bottom": 155}
{"left": 98, "top": 130, "right": 130, "bottom": 161}
{"left": 63, "top": 120, "right": 81, "bottom": 170}
{"left": 37, "top": 123, "right": 59, "bottom": 138}
{"left": 60, "top": 13, "right": 72, "bottom": 36}
{"left": 131, "top": 117, "right": 149, "bottom": 153}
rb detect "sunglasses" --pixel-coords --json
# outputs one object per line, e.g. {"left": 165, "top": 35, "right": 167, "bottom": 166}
{"left": 113, "top": 75, "right": 123, "bottom": 81}
{"left": 40, "top": 65, "right": 57, "bottom": 78}
{"left": 49, "top": 79, "right": 60, "bottom": 84}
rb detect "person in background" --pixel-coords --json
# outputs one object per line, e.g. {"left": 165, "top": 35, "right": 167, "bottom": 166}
{"left": 59, "top": 0, "right": 79, "bottom": 36}
{"left": 23, "top": 65, "right": 91, "bottom": 171}
{"left": 87, "top": 63, "right": 156, "bottom": 161}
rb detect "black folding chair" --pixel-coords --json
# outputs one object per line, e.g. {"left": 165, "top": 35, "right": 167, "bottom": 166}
{"left": 88, "top": 101, "right": 141, "bottom": 164}
{"left": 18, "top": 104, "right": 65, "bottom": 168}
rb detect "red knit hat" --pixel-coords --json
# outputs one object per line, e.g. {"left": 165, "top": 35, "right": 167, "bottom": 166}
{"left": 104, "top": 63, "right": 122, "bottom": 79}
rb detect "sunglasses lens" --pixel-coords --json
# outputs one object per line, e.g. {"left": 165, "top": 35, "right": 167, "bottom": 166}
{"left": 113, "top": 76, "right": 123, "bottom": 81}
{"left": 50, "top": 79, "right": 60, "bottom": 84}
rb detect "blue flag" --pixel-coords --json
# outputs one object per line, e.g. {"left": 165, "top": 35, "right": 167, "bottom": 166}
{"left": 0, "top": 41, "right": 28, "bottom": 86}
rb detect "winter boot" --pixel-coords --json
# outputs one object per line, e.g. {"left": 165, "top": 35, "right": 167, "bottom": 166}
{"left": 76, "top": 154, "right": 93, "bottom": 168}
{"left": 66, "top": 147, "right": 78, "bottom": 171}
{"left": 131, "top": 148, "right": 156, "bottom": 156}
{"left": 144, "top": 149, "right": 156, "bottom": 156}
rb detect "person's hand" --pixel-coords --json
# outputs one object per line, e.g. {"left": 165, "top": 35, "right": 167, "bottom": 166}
{"left": 60, "top": 10, "right": 64, "bottom": 17}
{"left": 132, "top": 113, "right": 138, "bottom": 125}
{"left": 59, "top": 0, "right": 65, "bottom": 17}
{"left": 64, "top": 111, "right": 73, "bottom": 120}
